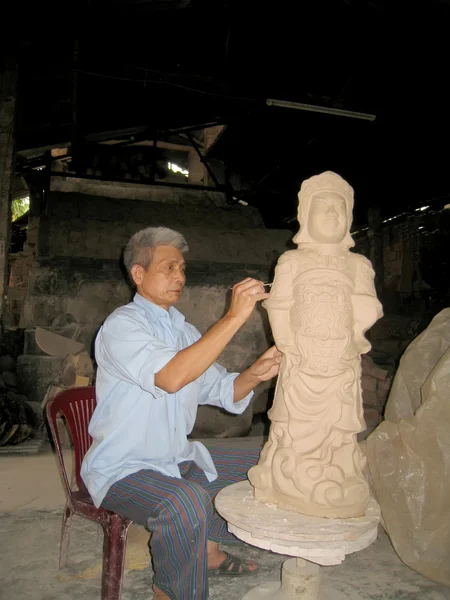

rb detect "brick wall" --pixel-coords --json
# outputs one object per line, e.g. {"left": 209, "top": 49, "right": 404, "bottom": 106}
{"left": 353, "top": 214, "right": 425, "bottom": 310}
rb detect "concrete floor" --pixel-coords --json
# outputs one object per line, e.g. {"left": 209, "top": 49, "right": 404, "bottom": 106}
{"left": 1, "top": 439, "right": 449, "bottom": 600}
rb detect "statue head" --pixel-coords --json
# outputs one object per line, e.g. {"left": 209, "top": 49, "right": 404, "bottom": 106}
{"left": 293, "top": 171, "right": 355, "bottom": 249}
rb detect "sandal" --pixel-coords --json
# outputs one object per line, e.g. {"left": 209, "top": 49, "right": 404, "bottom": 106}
{"left": 210, "top": 551, "right": 257, "bottom": 577}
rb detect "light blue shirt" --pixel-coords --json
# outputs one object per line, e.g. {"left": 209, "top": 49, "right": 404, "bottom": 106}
{"left": 81, "top": 293, "right": 253, "bottom": 507}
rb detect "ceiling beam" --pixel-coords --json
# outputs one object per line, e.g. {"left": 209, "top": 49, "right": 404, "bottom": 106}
{"left": 266, "top": 99, "right": 376, "bottom": 121}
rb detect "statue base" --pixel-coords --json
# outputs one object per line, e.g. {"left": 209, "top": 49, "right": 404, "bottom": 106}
{"left": 252, "top": 477, "right": 370, "bottom": 519}
{"left": 241, "top": 558, "right": 325, "bottom": 599}
{"left": 215, "top": 481, "right": 380, "bottom": 599}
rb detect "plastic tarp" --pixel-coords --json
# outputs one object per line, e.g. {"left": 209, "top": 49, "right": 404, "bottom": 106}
{"left": 366, "top": 308, "right": 450, "bottom": 587}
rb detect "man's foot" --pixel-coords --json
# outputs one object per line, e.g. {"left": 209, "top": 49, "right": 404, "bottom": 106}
{"left": 152, "top": 547, "right": 258, "bottom": 596}
{"left": 208, "top": 549, "right": 258, "bottom": 575}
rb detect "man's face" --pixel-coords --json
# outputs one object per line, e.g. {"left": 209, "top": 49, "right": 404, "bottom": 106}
{"left": 131, "top": 245, "right": 186, "bottom": 310}
{"left": 307, "top": 191, "right": 348, "bottom": 244}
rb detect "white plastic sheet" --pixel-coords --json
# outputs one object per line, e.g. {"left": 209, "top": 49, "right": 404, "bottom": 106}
{"left": 366, "top": 309, "right": 450, "bottom": 586}
{"left": 384, "top": 308, "right": 450, "bottom": 422}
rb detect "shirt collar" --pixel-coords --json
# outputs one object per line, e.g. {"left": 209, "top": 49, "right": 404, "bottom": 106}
{"left": 133, "top": 293, "right": 186, "bottom": 330}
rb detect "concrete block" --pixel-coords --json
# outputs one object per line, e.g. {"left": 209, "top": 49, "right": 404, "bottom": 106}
{"left": 378, "top": 376, "right": 393, "bottom": 391}
{"left": 363, "top": 406, "right": 381, "bottom": 427}
{"left": 24, "top": 329, "right": 45, "bottom": 355}
{"left": 361, "top": 375, "right": 377, "bottom": 392}
{"left": 16, "top": 355, "right": 65, "bottom": 404}
{"left": 376, "top": 388, "right": 389, "bottom": 402}
{"left": 362, "top": 356, "right": 388, "bottom": 380}
{"left": 361, "top": 390, "right": 379, "bottom": 407}
{"left": 2, "top": 371, "right": 17, "bottom": 388}
{"left": 0, "top": 355, "right": 16, "bottom": 373}
{"left": 384, "top": 251, "right": 397, "bottom": 262}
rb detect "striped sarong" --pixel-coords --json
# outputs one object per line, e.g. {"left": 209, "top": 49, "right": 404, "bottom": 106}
{"left": 101, "top": 446, "right": 261, "bottom": 599}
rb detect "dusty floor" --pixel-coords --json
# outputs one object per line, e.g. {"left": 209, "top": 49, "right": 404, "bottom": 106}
{"left": 1, "top": 440, "right": 450, "bottom": 600}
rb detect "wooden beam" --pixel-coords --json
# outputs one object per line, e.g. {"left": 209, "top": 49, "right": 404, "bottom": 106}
{"left": 99, "top": 139, "right": 195, "bottom": 152}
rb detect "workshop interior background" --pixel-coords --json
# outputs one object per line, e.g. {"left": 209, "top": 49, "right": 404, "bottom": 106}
{"left": 1, "top": 2, "right": 450, "bottom": 448}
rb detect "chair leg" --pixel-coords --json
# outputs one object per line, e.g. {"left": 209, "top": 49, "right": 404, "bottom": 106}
{"left": 101, "top": 517, "right": 130, "bottom": 600}
{"left": 59, "top": 503, "right": 73, "bottom": 569}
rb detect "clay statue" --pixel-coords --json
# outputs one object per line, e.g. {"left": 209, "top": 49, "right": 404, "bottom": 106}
{"left": 248, "top": 171, "right": 383, "bottom": 519}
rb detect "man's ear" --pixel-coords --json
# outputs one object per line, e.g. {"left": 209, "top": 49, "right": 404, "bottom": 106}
{"left": 130, "top": 264, "right": 143, "bottom": 286}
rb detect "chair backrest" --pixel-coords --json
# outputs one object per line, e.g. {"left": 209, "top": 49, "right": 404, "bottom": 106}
{"left": 46, "top": 386, "right": 96, "bottom": 498}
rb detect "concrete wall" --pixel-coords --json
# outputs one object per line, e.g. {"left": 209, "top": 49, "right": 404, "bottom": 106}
{"left": 50, "top": 177, "right": 262, "bottom": 217}
{"left": 20, "top": 187, "right": 291, "bottom": 348}
{"left": 0, "top": 56, "right": 17, "bottom": 317}
{"left": 38, "top": 190, "right": 266, "bottom": 258}
{"left": 15, "top": 185, "right": 293, "bottom": 436}
{"left": 18, "top": 249, "right": 292, "bottom": 347}
{"left": 19, "top": 186, "right": 293, "bottom": 349}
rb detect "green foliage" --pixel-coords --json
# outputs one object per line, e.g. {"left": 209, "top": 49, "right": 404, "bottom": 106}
{"left": 11, "top": 196, "right": 30, "bottom": 222}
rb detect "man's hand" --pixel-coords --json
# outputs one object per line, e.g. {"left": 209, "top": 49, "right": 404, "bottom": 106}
{"left": 227, "top": 278, "right": 270, "bottom": 325}
{"left": 247, "top": 345, "right": 282, "bottom": 382}
{"left": 155, "top": 279, "right": 270, "bottom": 395}
{"left": 233, "top": 346, "right": 282, "bottom": 402}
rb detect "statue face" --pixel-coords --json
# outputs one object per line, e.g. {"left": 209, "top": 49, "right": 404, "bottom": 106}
{"left": 307, "top": 191, "right": 348, "bottom": 244}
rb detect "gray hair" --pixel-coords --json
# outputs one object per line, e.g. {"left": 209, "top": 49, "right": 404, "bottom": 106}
{"left": 123, "top": 226, "right": 189, "bottom": 278}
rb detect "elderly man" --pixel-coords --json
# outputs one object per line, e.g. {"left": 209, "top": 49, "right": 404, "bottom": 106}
{"left": 81, "top": 226, "right": 281, "bottom": 600}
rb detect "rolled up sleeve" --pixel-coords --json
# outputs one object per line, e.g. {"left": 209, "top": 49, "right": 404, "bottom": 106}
{"left": 97, "top": 312, "right": 177, "bottom": 398}
{"left": 198, "top": 362, "right": 253, "bottom": 414}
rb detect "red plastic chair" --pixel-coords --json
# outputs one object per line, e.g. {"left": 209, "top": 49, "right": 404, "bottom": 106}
{"left": 46, "top": 386, "right": 133, "bottom": 600}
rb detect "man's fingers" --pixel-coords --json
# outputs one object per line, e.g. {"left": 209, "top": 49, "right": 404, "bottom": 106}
{"left": 233, "top": 277, "right": 253, "bottom": 287}
{"left": 263, "top": 345, "right": 282, "bottom": 359}
{"left": 233, "top": 277, "right": 256, "bottom": 289}
{"left": 227, "top": 278, "right": 269, "bottom": 324}
{"left": 265, "top": 355, "right": 282, "bottom": 366}
{"left": 258, "top": 346, "right": 282, "bottom": 362}
{"left": 234, "top": 278, "right": 266, "bottom": 293}
{"left": 252, "top": 355, "right": 282, "bottom": 380}
{"left": 258, "top": 356, "right": 282, "bottom": 371}
{"left": 253, "top": 292, "right": 270, "bottom": 301}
